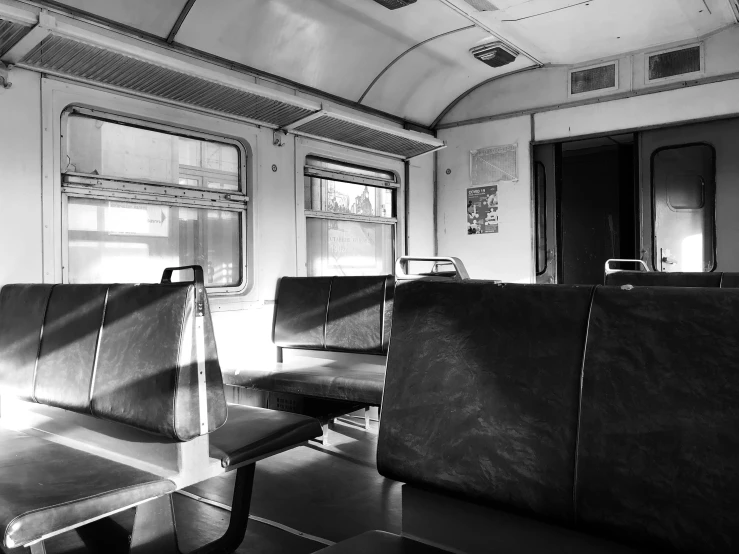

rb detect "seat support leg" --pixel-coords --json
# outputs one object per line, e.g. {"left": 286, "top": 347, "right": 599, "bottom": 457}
{"left": 364, "top": 408, "right": 370, "bottom": 431}
{"left": 28, "top": 542, "right": 47, "bottom": 554}
{"left": 130, "top": 494, "right": 180, "bottom": 554}
{"left": 191, "top": 463, "right": 256, "bottom": 554}
{"left": 130, "top": 464, "right": 256, "bottom": 554}
{"left": 320, "top": 421, "right": 330, "bottom": 446}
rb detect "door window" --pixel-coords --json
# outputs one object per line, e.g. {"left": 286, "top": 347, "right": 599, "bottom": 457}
{"left": 652, "top": 144, "right": 715, "bottom": 272}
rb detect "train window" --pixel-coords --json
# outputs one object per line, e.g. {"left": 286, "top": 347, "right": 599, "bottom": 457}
{"left": 303, "top": 156, "right": 397, "bottom": 276}
{"left": 652, "top": 143, "right": 715, "bottom": 273}
{"left": 534, "top": 162, "right": 547, "bottom": 275}
{"left": 62, "top": 111, "right": 247, "bottom": 289}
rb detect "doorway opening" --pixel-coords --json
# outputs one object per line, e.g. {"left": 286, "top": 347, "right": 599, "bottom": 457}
{"left": 534, "top": 133, "right": 638, "bottom": 285}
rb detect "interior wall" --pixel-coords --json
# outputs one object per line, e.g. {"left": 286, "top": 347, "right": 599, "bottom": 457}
{"left": 440, "top": 25, "right": 739, "bottom": 128}
{"left": 534, "top": 78, "right": 739, "bottom": 141}
{"left": 407, "top": 153, "right": 436, "bottom": 258}
{"left": 0, "top": 72, "right": 425, "bottom": 394}
{"left": 0, "top": 68, "right": 42, "bottom": 285}
{"left": 436, "top": 116, "right": 533, "bottom": 282}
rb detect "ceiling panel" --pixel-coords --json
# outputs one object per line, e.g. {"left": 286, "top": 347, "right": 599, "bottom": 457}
{"left": 175, "top": 0, "right": 472, "bottom": 102}
{"left": 52, "top": 0, "right": 190, "bottom": 38}
{"left": 475, "top": 0, "right": 736, "bottom": 64}
{"left": 361, "top": 27, "right": 536, "bottom": 125}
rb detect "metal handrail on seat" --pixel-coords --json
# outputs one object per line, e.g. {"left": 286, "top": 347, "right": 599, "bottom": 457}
{"left": 604, "top": 259, "right": 650, "bottom": 276}
{"left": 395, "top": 256, "right": 470, "bottom": 281}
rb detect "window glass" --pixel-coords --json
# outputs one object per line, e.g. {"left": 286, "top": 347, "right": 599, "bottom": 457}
{"left": 304, "top": 177, "right": 393, "bottom": 218}
{"left": 64, "top": 112, "right": 245, "bottom": 289}
{"left": 67, "top": 197, "right": 241, "bottom": 287}
{"left": 306, "top": 218, "right": 393, "bottom": 277}
{"left": 67, "top": 114, "right": 240, "bottom": 191}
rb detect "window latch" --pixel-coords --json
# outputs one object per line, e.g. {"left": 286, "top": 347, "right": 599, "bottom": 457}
{"left": 224, "top": 194, "right": 248, "bottom": 203}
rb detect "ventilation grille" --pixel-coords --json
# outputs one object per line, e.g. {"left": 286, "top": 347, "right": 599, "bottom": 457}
{"left": 372, "top": 0, "right": 417, "bottom": 9}
{"left": 19, "top": 35, "right": 315, "bottom": 127}
{"left": 470, "top": 144, "right": 517, "bottom": 185}
{"left": 295, "top": 115, "right": 439, "bottom": 158}
{"left": 648, "top": 45, "right": 701, "bottom": 81}
{"left": 0, "top": 18, "right": 31, "bottom": 57}
{"left": 470, "top": 42, "right": 517, "bottom": 68}
{"left": 462, "top": 0, "right": 499, "bottom": 10}
{"left": 570, "top": 63, "right": 617, "bottom": 95}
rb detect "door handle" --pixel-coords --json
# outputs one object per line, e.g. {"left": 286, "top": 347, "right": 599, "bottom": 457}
{"left": 662, "top": 256, "right": 677, "bottom": 265}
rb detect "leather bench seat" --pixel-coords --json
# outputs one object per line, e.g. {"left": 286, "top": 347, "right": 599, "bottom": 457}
{"left": 209, "top": 404, "right": 322, "bottom": 468}
{"left": 224, "top": 357, "right": 386, "bottom": 406}
{"left": 316, "top": 531, "right": 449, "bottom": 553}
{"left": 0, "top": 428, "right": 175, "bottom": 550}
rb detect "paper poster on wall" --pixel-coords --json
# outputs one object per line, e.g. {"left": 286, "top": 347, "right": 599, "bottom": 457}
{"left": 467, "top": 185, "right": 498, "bottom": 235}
{"left": 470, "top": 143, "right": 518, "bottom": 186}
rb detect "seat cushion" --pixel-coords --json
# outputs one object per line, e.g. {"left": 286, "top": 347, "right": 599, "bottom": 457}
{"left": 223, "top": 357, "right": 386, "bottom": 405}
{"left": 0, "top": 428, "right": 175, "bottom": 549}
{"left": 314, "top": 531, "right": 450, "bottom": 554}
{"left": 208, "top": 404, "right": 322, "bottom": 468}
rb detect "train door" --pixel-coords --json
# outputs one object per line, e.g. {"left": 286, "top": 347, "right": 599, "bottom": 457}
{"left": 533, "top": 134, "right": 637, "bottom": 285}
{"left": 639, "top": 119, "right": 734, "bottom": 273}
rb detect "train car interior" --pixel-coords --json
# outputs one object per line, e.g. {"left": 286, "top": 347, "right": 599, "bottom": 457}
{"left": 1, "top": 0, "right": 739, "bottom": 552}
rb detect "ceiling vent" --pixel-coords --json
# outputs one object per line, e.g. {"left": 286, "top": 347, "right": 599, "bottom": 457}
{"left": 470, "top": 42, "right": 518, "bottom": 68}
{"left": 372, "top": 0, "right": 417, "bottom": 9}
{"left": 647, "top": 44, "right": 702, "bottom": 82}
{"left": 0, "top": 18, "right": 31, "bottom": 57}
{"left": 462, "top": 0, "right": 499, "bottom": 11}
{"left": 569, "top": 62, "right": 618, "bottom": 96}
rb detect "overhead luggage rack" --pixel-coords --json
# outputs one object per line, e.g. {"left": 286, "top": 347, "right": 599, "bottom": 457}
{"left": 2, "top": 8, "right": 444, "bottom": 160}
{"left": 17, "top": 34, "right": 319, "bottom": 128}
{"left": 288, "top": 110, "right": 445, "bottom": 159}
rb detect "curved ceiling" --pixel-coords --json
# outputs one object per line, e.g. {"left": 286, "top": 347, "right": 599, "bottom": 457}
{"left": 23, "top": 0, "right": 739, "bottom": 127}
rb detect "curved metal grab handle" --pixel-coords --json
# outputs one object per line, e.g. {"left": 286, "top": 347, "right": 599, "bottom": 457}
{"left": 161, "top": 265, "right": 206, "bottom": 316}
{"left": 604, "top": 259, "right": 649, "bottom": 275}
{"left": 395, "top": 256, "right": 470, "bottom": 280}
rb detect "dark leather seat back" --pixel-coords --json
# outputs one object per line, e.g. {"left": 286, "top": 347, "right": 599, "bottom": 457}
{"left": 0, "top": 283, "right": 227, "bottom": 441}
{"left": 604, "top": 270, "right": 722, "bottom": 287}
{"left": 720, "top": 272, "right": 739, "bottom": 288}
{"left": 273, "top": 276, "right": 394, "bottom": 355}
{"left": 577, "top": 286, "right": 739, "bottom": 554}
{"left": 378, "top": 280, "right": 594, "bottom": 524}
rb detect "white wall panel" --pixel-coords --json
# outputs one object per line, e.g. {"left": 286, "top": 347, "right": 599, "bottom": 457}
{"left": 437, "top": 116, "right": 532, "bottom": 283}
{"left": 0, "top": 68, "right": 42, "bottom": 285}
{"left": 534, "top": 78, "right": 739, "bottom": 141}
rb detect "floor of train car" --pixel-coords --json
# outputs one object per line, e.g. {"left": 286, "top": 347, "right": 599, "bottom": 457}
{"left": 43, "top": 418, "right": 396, "bottom": 554}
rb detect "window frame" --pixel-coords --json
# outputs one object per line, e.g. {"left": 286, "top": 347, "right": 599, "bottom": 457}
{"left": 59, "top": 106, "right": 249, "bottom": 294}
{"left": 297, "top": 142, "right": 404, "bottom": 278}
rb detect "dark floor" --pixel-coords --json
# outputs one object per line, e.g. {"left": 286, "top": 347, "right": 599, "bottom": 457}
{"left": 41, "top": 417, "right": 399, "bottom": 554}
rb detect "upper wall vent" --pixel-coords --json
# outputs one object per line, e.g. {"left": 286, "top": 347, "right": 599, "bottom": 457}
{"left": 569, "top": 62, "right": 617, "bottom": 96}
{"left": 371, "top": 0, "right": 417, "bottom": 9}
{"left": 647, "top": 44, "right": 702, "bottom": 82}
{"left": 462, "top": 0, "right": 499, "bottom": 11}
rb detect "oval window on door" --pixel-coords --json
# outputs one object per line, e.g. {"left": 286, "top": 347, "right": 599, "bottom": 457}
{"left": 651, "top": 143, "right": 715, "bottom": 272}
